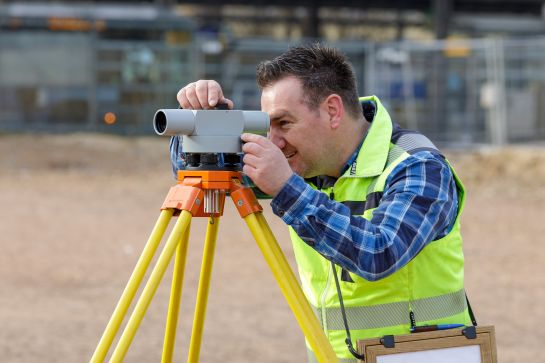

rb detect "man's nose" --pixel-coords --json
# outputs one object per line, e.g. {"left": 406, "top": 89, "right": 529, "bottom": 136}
{"left": 268, "top": 127, "right": 286, "bottom": 149}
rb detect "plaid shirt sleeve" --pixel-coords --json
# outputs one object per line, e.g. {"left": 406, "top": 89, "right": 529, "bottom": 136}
{"left": 270, "top": 151, "right": 459, "bottom": 282}
{"left": 170, "top": 136, "right": 185, "bottom": 177}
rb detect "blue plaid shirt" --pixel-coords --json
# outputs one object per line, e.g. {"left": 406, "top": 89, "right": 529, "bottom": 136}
{"left": 270, "top": 150, "right": 459, "bottom": 282}
{"left": 170, "top": 136, "right": 458, "bottom": 282}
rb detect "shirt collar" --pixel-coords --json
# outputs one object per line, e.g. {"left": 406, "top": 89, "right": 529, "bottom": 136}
{"left": 339, "top": 129, "right": 367, "bottom": 176}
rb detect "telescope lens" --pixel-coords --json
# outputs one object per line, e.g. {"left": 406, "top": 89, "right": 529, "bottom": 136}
{"left": 154, "top": 111, "right": 167, "bottom": 134}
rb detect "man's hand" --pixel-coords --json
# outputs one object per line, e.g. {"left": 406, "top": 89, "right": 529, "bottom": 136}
{"left": 241, "top": 133, "right": 293, "bottom": 197}
{"left": 177, "top": 80, "right": 234, "bottom": 110}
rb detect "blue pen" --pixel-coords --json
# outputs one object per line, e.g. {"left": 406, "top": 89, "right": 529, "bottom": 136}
{"left": 410, "top": 324, "right": 465, "bottom": 333}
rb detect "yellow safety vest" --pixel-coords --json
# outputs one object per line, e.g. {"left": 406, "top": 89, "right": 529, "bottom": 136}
{"left": 290, "top": 96, "right": 472, "bottom": 362}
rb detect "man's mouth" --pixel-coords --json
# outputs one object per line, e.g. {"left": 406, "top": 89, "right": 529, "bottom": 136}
{"left": 284, "top": 151, "right": 296, "bottom": 159}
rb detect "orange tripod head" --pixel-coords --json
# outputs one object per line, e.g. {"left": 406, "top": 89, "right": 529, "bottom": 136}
{"left": 161, "top": 168, "right": 262, "bottom": 219}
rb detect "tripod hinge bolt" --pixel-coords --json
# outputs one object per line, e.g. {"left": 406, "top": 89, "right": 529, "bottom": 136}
{"left": 230, "top": 188, "right": 262, "bottom": 217}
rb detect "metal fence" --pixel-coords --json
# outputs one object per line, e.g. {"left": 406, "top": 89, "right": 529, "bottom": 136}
{"left": 365, "top": 37, "right": 545, "bottom": 145}
{"left": 218, "top": 37, "right": 545, "bottom": 146}
{"left": 0, "top": 30, "right": 196, "bottom": 134}
{"left": 1, "top": 28, "right": 545, "bottom": 145}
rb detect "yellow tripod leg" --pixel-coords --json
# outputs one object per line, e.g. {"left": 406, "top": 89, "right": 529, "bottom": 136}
{"left": 187, "top": 216, "right": 220, "bottom": 363}
{"left": 91, "top": 209, "right": 174, "bottom": 363}
{"left": 161, "top": 225, "right": 191, "bottom": 363}
{"left": 109, "top": 210, "right": 193, "bottom": 363}
{"left": 245, "top": 212, "right": 339, "bottom": 363}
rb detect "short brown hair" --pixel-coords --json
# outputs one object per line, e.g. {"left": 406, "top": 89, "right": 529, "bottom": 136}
{"left": 256, "top": 43, "right": 361, "bottom": 119}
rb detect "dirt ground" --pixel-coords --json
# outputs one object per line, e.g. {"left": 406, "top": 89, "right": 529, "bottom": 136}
{"left": 1, "top": 133, "right": 544, "bottom": 363}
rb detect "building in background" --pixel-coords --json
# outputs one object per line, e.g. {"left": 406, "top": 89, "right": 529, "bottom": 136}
{"left": 1, "top": 0, "right": 545, "bottom": 144}
{"left": 0, "top": 2, "right": 195, "bottom": 133}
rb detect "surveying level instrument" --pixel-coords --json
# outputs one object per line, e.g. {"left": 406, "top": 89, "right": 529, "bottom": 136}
{"left": 153, "top": 106, "right": 269, "bottom": 153}
{"left": 91, "top": 108, "right": 338, "bottom": 362}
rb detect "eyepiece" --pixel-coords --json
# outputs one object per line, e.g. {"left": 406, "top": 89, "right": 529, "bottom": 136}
{"left": 152, "top": 109, "right": 196, "bottom": 136}
{"left": 154, "top": 111, "right": 167, "bottom": 134}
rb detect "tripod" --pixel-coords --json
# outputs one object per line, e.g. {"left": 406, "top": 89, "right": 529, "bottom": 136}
{"left": 90, "top": 169, "right": 338, "bottom": 363}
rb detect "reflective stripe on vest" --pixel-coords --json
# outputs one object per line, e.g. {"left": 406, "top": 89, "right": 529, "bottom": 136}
{"left": 310, "top": 288, "right": 467, "bottom": 330}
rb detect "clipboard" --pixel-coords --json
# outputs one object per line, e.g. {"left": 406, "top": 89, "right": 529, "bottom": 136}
{"left": 356, "top": 326, "right": 497, "bottom": 363}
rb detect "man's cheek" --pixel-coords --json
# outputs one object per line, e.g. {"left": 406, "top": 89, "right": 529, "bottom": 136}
{"left": 288, "top": 159, "right": 300, "bottom": 174}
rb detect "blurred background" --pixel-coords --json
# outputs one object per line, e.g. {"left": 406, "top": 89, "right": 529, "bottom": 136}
{"left": 2, "top": 0, "right": 545, "bottom": 143}
{"left": 1, "top": 1, "right": 544, "bottom": 362}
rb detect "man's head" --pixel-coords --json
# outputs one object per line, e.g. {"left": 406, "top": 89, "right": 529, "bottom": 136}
{"left": 256, "top": 43, "right": 361, "bottom": 120}
{"left": 255, "top": 43, "right": 366, "bottom": 178}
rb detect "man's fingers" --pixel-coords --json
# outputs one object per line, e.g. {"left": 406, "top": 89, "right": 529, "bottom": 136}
{"left": 207, "top": 80, "right": 230, "bottom": 108}
{"left": 242, "top": 164, "right": 257, "bottom": 180}
{"left": 207, "top": 82, "right": 220, "bottom": 107}
{"left": 177, "top": 82, "right": 203, "bottom": 109}
{"left": 241, "top": 133, "right": 269, "bottom": 146}
{"left": 241, "top": 140, "right": 267, "bottom": 157}
{"left": 176, "top": 81, "right": 207, "bottom": 109}
{"left": 177, "top": 80, "right": 233, "bottom": 110}
{"left": 195, "top": 80, "right": 211, "bottom": 108}
{"left": 177, "top": 86, "right": 192, "bottom": 109}
{"left": 221, "top": 97, "right": 234, "bottom": 110}
{"left": 185, "top": 87, "right": 203, "bottom": 109}
{"left": 242, "top": 153, "right": 260, "bottom": 168}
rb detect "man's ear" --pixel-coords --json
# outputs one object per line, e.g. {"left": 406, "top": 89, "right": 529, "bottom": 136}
{"left": 323, "top": 94, "right": 344, "bottom": 129}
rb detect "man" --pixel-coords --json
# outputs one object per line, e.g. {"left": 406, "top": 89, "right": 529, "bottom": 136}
{"left": 171, "top": 43, "right": 473, "bottom": 362}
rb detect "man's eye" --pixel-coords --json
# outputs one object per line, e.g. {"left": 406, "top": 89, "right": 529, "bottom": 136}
{"left": 279, "top": 120, "right": 290, "bottom": 127}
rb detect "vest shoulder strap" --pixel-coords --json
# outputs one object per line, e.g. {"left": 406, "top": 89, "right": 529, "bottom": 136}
{"left": 391, "top": 125, "right": 441, "bottom": 156}
{"left": 368, "top": 125, "right": 443, "bottom": 196}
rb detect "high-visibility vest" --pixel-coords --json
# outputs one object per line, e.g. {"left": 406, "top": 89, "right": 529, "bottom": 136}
{"left": 290, "top": 96, "right": 472, "bottom": 363}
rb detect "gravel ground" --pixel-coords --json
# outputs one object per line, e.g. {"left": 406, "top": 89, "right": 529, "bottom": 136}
{"left": 1, "top": 134, "right": 544, "bottom": 362}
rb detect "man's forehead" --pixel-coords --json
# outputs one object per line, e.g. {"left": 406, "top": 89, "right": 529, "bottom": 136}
{"left": 261, "top": 76, "right": 303, "bottom": 98}
{"left": 261, "top": 79, "right": 307, "bottom": 109}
